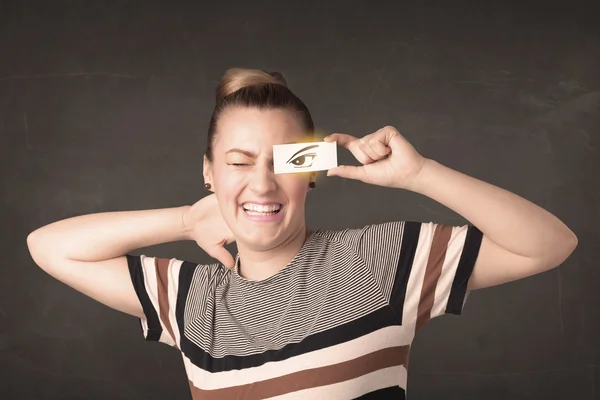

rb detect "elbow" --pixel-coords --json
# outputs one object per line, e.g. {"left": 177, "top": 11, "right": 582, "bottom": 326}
{"left": 566, "top": 231, "right": 578, "bottom": 257}
{"left": 27, "top": 229, "right": 71, "bottom": 271}
{"left": 27, "top": 228, "right": 45, "bottom": 252}
{"left": 570, "top": 232, "right": 578, "bottom": 250}
{"left": 27, "top": 230, "right": 42, "bottom": 264}
{"left": 563, "top": 228, "right": 578, "bottom": 255}
{"left": 26, "top": 230, "right": 39, "bottom": 253}
{"left": 27, "top": 229, "right": 51, "bottom": 267}
{"left": 548, "top": 231, "right": 578, "bottom": 270}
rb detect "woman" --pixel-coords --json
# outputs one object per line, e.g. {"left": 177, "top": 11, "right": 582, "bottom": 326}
{"left": 27, "top": 68, "right": 578, "bottom": 399}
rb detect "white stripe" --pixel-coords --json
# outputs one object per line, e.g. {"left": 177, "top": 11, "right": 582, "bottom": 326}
{"left": 401, "top": 222, "right": 434, "bottom": 334}
{"left": 140, "top": 317, "right": 149, "bottom": 339}
{"left": 159, "top": 330, "right": 175, "bottom": 346}
{"left": 168, "top": 258, "right": 182, "bottom": 347}
{"left": 267, "top": 365, "right": 407, "bottom": 400}
{"left": 184, "top": 326, "right": 411, "bottom": 390}
{"left": 431, "top": 225, "right": 468, "bottom": 317}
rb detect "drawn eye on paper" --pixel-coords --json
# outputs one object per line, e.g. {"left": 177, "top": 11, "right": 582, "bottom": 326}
{"left": 273, "top": 141, "right": 337, "bottom": 174}
{"left": 286, "top": 144, "right": 319, "bottom": 169}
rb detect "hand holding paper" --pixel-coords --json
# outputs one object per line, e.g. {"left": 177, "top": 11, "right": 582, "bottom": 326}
{"left": 324, "top": 126, "right": 427, "bottom": 190}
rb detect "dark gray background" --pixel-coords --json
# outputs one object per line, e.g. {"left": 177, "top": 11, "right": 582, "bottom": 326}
{"left": 1, "top": 1, "right": 598, "bottom": 399}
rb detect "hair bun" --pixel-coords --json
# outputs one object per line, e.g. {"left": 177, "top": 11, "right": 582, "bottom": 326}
{"left": 216, "top": 68, "right": 288, "bottom": 103}
{"left": 265, "top": 71, "right": 287, "bottom": 86}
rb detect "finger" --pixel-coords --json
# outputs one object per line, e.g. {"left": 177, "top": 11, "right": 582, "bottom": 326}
{"left": 326, "top": 133, "right": 375, "bottom": 165}
{"left": 366, "top": 136, "right": 391, "bottom": 158}
{"left": 359, "top": 137, "right": 381, "bottom": 162}
{"left": 209, "top": 247, "right": 235, "bottom": 269}
{"left": 344, "top": 136, "right": 377, "bottom": 165}
{"left": 353, "top": 142, "right": 376, "bottom": 164}
{"left": 327, "top": 165, "right": 368, "bottom": 182}
{"left": 378, "top": 125, "right": 403, "bottom": 153}
{"left": 323, "top": 133, "right": 357, "bottom": 148}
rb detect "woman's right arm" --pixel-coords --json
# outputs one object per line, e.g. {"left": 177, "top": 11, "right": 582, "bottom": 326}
{"left": 26, "top": 206, "right": 192, "bottom": 319}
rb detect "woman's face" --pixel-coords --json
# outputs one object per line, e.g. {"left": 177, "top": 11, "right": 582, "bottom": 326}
{"left": 203, "top": 107, "right": 316, "bottom": 251}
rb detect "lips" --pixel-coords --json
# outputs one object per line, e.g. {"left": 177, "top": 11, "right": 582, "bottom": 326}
{"left": 241, "top": 202, "right": 282, "bottom": 206}
{"left": 240, "top": 203, "right": 284, "bottom": 222}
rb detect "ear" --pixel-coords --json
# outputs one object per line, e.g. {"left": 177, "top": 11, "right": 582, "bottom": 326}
{"left": 203, "top": 154, "right": 213, "bottom": 186}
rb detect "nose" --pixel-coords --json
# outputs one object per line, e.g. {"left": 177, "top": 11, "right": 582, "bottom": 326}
{"left": 249, "top": 161, "right": 277, "bottom": 195}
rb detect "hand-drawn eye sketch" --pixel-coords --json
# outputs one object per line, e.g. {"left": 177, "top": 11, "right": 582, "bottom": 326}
{"left": 273, "top": 141, "right": 338, "bottom": 174}
{"left": 286, "top": 144, "right": 319, "bottom": 168}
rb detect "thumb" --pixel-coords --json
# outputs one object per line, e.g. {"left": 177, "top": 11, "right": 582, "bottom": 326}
{"left": 209, "top": 247, "right": 235, "bottom": 270}
{"left": 327, "top": 165, "right": 367, "bottom": 182}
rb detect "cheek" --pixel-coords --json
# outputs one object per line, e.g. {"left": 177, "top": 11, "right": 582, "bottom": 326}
{"left": 216, "top": 171, "right": 245, "bottom": 196}
{"left": 280, "top": 178, "right": 309, "bottom": 205}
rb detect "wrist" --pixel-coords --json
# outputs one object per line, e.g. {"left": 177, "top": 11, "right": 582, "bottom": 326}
{"left": 405, "top": 158, "right": 437, "bottom": 193}
{"left": 180, "top": 205, "right": 193, "bottom": 240}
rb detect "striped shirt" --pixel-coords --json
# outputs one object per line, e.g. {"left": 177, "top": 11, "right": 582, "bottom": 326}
{"left": 127, "top": 220, "right": 482, "bottom": 399}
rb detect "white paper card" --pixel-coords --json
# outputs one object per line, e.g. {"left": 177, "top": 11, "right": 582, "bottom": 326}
{"left": 273, "top": 141, "right": 338, "bottom": 174}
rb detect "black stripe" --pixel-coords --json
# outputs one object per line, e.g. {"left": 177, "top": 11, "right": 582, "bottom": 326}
{"left": 446, "top": 225, "right": 483, "bottom": 314}
{"left": 354, "top": 386, "right": 406, "bottom": 399}
{"left": 389, "top": 221, "right": 420, "bottom": 323}
{"left": 126, "top": 254, "right": 162, "bottom": 341}
{"left": 175, "top": 260, "right": 198, "bottom": 342}
{"left": 180, "top": 304, "right": 399, "bottom": 373}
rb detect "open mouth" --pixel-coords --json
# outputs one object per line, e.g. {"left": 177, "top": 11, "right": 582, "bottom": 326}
{"left": 242, "top": 204, "right": 282, "bottom": 216}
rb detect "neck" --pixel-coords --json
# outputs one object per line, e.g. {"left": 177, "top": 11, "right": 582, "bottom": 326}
{"left": 236, "top": 226, "right": 311, "bottom": 281}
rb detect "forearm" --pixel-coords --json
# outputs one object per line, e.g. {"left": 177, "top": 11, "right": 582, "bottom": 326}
{"left": 27, "top": 206, "right": 192, "bottom": 262}
{"left": 409, "top": 159, "right": 577, "bottom": 258}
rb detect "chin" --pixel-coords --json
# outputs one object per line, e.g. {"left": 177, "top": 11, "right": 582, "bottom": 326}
{"left": 239, "top": 233, "right": 286, "bottom": 251}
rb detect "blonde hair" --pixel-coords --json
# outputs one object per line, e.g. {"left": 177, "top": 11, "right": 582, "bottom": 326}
{"left": 216, "top": 68, "right": 288, "bottom": 103}
{"left": 205, "top": 68, "right": 314, "bottom": 162}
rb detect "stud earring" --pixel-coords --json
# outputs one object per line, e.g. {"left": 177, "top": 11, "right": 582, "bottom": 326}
{"left": 204, "top": 183, "right": 212, "bottom": 190}
{"left": 309, "top": 181, "right": 316, "bottom": 188}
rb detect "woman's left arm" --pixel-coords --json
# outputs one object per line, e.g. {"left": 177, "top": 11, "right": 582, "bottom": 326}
{"left": 407, "top": 158, "right": 577, "bottom": 290}
{"left": 325, "top": 126, "right": 578, "bottom": 290}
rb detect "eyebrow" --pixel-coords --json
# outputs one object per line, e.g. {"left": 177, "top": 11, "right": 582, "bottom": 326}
{"left": 225, "top": 148, "right": 257, "bottom": 158}
{"left": 225, "top": 141, "right": 306, "bottom": 159}
{"left": 286, "top": 144, "right": 319, "bottom": 163}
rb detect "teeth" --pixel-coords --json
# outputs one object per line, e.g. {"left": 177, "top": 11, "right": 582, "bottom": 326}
{"left": 243, "top": 203, "right": 281, "bottom": 213}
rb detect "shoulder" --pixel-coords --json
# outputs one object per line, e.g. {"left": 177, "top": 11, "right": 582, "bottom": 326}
{"left": 126, "top": 254, "right": 231, "bottom": 288}
{"left": 312, "top": 221, "right": 450, "bottom": 265}
{"left": 313, "top": 221, "right": 407, "bottom": 247}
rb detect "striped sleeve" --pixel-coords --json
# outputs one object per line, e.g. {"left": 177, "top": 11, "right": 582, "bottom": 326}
{"left": 357, "top": 221, "right": 483, "bottom": 330}
{"left": 126, "top": 254, "right": 198, "bottom": 348}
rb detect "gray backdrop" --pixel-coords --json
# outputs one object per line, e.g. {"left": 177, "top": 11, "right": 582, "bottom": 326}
{"left": 1, "top": 1, "right": 598, "bottom": 399}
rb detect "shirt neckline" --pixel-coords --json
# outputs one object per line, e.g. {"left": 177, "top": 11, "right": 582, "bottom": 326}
{"left": 232, "top": 229, "right": 320, "bottom": 284}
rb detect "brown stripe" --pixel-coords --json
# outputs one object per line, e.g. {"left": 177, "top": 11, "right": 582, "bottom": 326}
{"left": 189, "top": 345, "right": 409, "bottom": 400}
{"left": 155, "top": 257, "right": 178, "bottom": 348}
{"left": 416, "top": 224, "right": 452, "bottom": 332}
